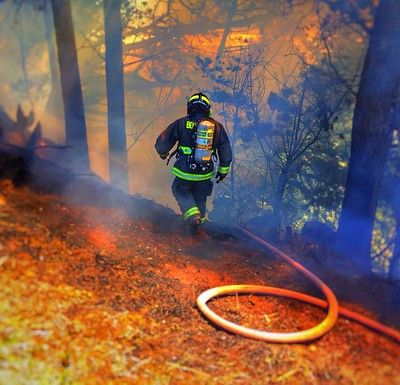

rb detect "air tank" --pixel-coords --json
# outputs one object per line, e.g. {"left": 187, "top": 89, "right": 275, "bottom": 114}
{"left": 194, "top": 120, "right": 215, "bottom": 164}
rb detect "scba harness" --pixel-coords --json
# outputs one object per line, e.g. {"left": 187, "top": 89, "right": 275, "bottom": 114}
{"left": 169, "top": 118, "right": 216, "bottom": 176}
{"left": 156, "top": 91, "right": 231, "bottom": 183}
{"left": 184, "top": 119, "right": 215, "bottom": 171}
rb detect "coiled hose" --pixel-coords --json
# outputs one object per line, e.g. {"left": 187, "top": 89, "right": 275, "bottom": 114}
{"left": 197, "top": 227, "right": 400, "bottom": 343}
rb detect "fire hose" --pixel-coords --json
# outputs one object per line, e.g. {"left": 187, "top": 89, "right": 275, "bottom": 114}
{"left": 197, "top": 227, "right": 400, "bottom": 343}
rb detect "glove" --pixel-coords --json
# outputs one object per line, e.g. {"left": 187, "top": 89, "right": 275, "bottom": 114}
{"left": 215, "top": 171, "right": 227, "bottom": 183}
{"left": 160, "top": 152, "right": 169, "bottom": 160}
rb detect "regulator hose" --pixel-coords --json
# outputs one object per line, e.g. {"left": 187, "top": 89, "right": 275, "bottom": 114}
{"left": 196, "top": 227, "right": 400, "bottom": 344}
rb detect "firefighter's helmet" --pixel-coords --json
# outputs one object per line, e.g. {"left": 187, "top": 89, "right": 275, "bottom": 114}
{"left": 187, "top": 92, "right": 211, "bottom": 117}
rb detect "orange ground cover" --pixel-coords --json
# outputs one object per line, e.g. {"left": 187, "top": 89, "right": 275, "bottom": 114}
{"left": 0, "top": 179, "right": 399, "bottom": 384}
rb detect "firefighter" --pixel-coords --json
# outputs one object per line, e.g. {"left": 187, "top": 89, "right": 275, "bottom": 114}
{"left": 155, "top": 92, "right": 232, "bottom": 233}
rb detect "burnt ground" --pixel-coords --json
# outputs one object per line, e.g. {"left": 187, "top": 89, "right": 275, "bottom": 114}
{"left": 0, "top": 166, "right": 400, "bottom": 384}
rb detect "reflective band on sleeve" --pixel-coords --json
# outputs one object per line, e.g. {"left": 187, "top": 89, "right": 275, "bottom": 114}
{"left": 179, "top": 145, "right": 192, "bottom": 155}
{"left": 172, "top": 167, "right": 213, "bottom": 181}
{"left": 200, "top": 217, "right": 207, "bottom": 224}
{"left": 183, "top": 206, "right": 201, "bottom": 220}
{"left": 218, "top": 166, "right": 230, "bottom": 174}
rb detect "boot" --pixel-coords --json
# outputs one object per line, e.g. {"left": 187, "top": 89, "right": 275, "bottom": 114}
{"left": 185, "top": 214, "right": 202, "bottom": 235}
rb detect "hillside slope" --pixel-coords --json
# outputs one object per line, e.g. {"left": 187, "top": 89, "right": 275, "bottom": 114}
{"left": 0, "top": 172, "right": 399, "bottom": 384}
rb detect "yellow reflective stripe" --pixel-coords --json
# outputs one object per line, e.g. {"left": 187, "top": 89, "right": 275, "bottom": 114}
{"left": 218, "top": 166, "right": 230, "bottom": 174}
{"left": 189, "top": 94, "right": 210, "bottom": 106}
{"left": 197, "top": 132, "right": 213, "bottom": 138}
{"left": 179, "top": 145, "right": 192, "bottom": 155}
{"left": 196, "top": 144, "right": 212, "bottom": 150}
{"left": 200, "top": 217, "right": 207, "bottom": 224}
{"left": 183, "top": 206, "right": 201, "bottom": 220}
{"left": 201, "top": 95, "right": 210, "bottom": 104}
{"left": 172, "top": 167, "right": 213, "bottom": 181}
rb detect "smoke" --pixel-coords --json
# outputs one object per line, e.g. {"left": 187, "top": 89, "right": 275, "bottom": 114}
{"left": 1, "top": 0, "right": 398, "bottom": 280}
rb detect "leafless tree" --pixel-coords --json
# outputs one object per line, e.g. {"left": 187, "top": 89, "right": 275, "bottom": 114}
{"left": 50, "top": 0, "right": 90, "bottom": 171}
{"left": 337, "top": 0, "right": 400, "bottom": 274}
{"left": 104, "top": 0, "right": 129, "bottom": 191}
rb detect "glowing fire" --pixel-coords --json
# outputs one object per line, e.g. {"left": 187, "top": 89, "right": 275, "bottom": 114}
{"left": 182, "top": 28, "right": 261, "bottom": 55}
{"left": 122, "top": 27, "right": 262, "bottom": 74}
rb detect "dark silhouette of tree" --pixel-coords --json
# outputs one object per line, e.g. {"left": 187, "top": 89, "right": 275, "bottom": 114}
{"left": 213, "top": 0, "right": 237, "bottom": 67}
{"left": 0, "top": 105, "right": 34, "bottom": 146}
{"left": 50, "top": 0, "right": 90, "bottom": 171}
{"left": 322, "top": 0, "right": 376, "bottom": 34}
{"left": 337, "top": 0, "right": 400, "bottom": 274}
{"left": 380, "top": 134, "right": 400, "bottom": 278}
{"left": 104, "top": 0, "right": 128, "bottom": 191}
{"left": 391, "top": 208, "right": 400, "bottom": 278}
{"left": 253, "top": 65, "right": 349, "bottom": 228}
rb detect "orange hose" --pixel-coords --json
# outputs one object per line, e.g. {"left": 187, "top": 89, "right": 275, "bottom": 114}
{"left": 196, "top": 227, "right": 400, "bottom": 343}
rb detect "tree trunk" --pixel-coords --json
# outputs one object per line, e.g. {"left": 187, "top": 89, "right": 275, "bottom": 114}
{"left": 389, "top": 218, "right": 400, "bottom": 279}
{"left": 230, "top": 106, "right": 239, "bottom": 218}
{"left": 337, "top": 0, "right": 400, "bottom": 274}
{"left": 17, "top": 16, "right": 34, "bottom": 112}
{"left": 44, "top": 1, "right": 58, "bottom": 86}
{"left": 273, "top": 165, "right": 289, "bottom": 229}
{"left": 389, "top": 166, "right": 400, "bottom": 279}
{"left": 104, "top": 0, "right": 129, "bottom": 192}
{"left": 50, "top": 0, "right": 90, "bottom": 171}
{"left": 43, "top": 1, "right": 65, "bottom": 142}
{"left": 214, "top": 0, "right": 237, "bottom": 67}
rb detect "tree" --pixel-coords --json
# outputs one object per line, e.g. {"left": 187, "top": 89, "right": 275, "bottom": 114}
{"left": 213, "top": 0, "right": 237, "bottom": 67}
{"left": 337, "top": 0, "right": 400, "bottom": 274}
{"left": 50, "top": 0, "right": 90, "bottom": 171}
{"left": 41, "top": 0, "right": 65, "bottom": 141}
{"left": 390, "top": 207, "right": 400, "bottom": 279}
{"left": 232, "top": 60, "right": 350, "bottom": 229}
{"left": 104, "top": 0, "right": 128, "bottom": 191}
{"left": 380, "top": 132, "right": 400, "bottom": 279}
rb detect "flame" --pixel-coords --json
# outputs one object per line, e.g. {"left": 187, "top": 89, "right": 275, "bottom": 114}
{"left": 293, "top": 36, "right": 317, "bottom": 65}
{"left": 124, "top": 33, "right": 149, "bottom": 46}
{"left": 305, "top": 24, "right": 320, "bottom": 42}
{"left": 122, "top": 27, "right": 261, "bottom": 76}
{"left": 183, "top": 27, "right": 261, "bottom": 55}
{"left": 292, "top": 22, "right": 327, "bottom": 65}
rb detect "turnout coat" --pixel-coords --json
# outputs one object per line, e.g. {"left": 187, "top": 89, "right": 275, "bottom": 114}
{"left": 155, "top": 116, "right": 232, "bottom": 181}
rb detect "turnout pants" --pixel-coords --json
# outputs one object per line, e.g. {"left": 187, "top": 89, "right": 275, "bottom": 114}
{"left": 172, "top": 177, "right": 213, "bottom": 222}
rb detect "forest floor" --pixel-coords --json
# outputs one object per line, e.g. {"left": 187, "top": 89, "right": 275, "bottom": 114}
{"left": 0, "top": 176, "right": 399, "bottom": 385}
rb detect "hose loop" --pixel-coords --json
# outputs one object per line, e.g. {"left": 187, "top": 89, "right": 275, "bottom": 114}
{"left": 196, "top": 227, "right": 400, "bottom": 343}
